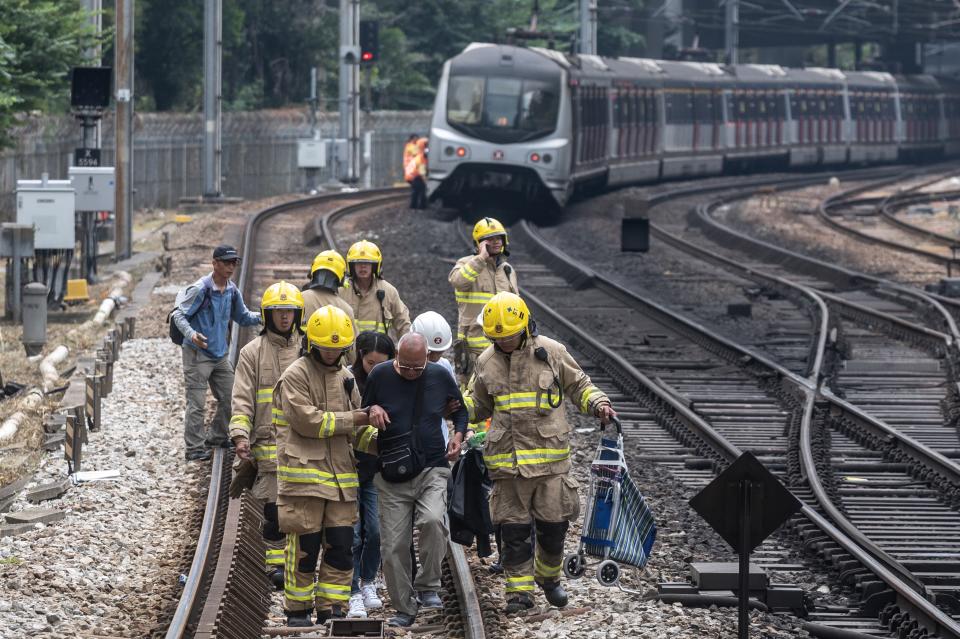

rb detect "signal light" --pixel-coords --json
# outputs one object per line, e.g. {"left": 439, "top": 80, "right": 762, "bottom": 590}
{"left": 456, "top": 147, "right": 467, "bottom": 157}
{"left": 530, "top": 153, "right": 541, "bottom": 162}
{"left": 359, "top": 20, "right": 379, "bottom": 65}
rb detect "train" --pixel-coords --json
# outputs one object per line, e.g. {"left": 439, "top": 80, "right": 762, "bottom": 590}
{"left": 427, "top": 43, "right": 960, "bottom": 211}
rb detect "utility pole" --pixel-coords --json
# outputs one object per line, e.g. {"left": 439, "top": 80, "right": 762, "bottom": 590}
{"left": 579, "top": 0, "right": 597, "bottom": 55}
{"left": 339, "top": 0, "right": 360, "bottom": 183}
{"left": 113, "top": 0, "right": 134, "bottom": 261}
{"left": 725, "top": 0, "right": 739, "bottom": 65}
{"left": 203, "top": 0, "right": 223, "bottom": 198}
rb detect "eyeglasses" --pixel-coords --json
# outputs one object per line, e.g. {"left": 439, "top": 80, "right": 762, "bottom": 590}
{"left": 396, "top": 361, "right": 426, "bottom": 373}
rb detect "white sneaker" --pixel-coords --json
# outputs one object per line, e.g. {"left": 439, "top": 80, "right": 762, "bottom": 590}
{"left": 347, "top": 593, "right": 367, "bottom": 618}
{"left": 361, "top": 583, "right": 383, "bottom": 610}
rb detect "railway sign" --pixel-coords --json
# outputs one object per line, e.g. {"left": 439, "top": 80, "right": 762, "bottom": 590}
{"left": 75, "top": 148, "right": 101, "bottom": 167}
{"left": 689, "top": 451, "right": 802, "bottom": 639}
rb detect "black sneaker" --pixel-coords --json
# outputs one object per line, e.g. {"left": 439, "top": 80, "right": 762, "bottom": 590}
{"left": 387, "top": 612, "right": 416, "bottom": 627}
{"left": 504, "top": 593, "right": 535, "bottom": 614}
{"left": 185, "top": 449, "right": 211, "bottom": 462}
{"left": 488, "top": 561, "right": 504, "bottom": 574}
{"left": 285, "top": 609, "right": 313, "bottom": 627}
{"left": 417, "top": 590, "right": 442, "bottom": 609}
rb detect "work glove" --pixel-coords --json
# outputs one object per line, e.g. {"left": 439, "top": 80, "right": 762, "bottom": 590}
{"left": 229, "top": 457, "right": 257, "bottom": 499}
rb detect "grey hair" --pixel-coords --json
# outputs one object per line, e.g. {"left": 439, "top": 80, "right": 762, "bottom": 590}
{"left": 397, "top": 332, "right": 427, "bottom": 352}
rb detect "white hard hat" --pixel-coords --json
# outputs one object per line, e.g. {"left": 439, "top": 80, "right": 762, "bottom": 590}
{"left": 412, "top": 311, "right": 452, "bottom": 352}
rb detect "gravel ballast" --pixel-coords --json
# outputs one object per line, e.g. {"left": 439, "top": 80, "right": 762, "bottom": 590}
{"left": 0, "top": 337, "right": 205, "bottom": 639}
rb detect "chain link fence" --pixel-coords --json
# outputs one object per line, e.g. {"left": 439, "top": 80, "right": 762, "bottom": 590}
{"left": 0, "top": 109, "right": 432, "bottom": 218}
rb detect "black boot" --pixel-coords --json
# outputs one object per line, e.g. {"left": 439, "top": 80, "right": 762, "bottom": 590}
{"left": 268, "top": 567, "right": 284, "bottom": 591}
{"left": 285, "top": 609, "right": 313, "bottom": 627}
{"left": 316, "top": 605, "right": 345, "bottom": 624}
{"left": 504, "top": 592, "right": 535, "bottom": 614}
{"left": 540, "top": 581, "right": 568, "bottom": 608}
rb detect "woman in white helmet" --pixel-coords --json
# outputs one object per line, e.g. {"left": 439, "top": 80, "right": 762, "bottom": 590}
{"left": 412, "top": 311, "right": 456, "bottom": 382}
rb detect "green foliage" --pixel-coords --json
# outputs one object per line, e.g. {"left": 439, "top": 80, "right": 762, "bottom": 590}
{"left": 134, "top": 0, "right": 646, "bottom": 113}
{"left": 0, "top": 0, "right": 100, "bottom": 147}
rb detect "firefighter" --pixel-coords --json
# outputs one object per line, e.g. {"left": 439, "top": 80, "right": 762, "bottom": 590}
{"left": 273, "top": 305, "right": 381, "bottom": 627}
{"left": 340, "top": 240, "right": 412, "bottom": 342}
{"left": 448, "top": 217, "right": 518, "bottom": 384}
{"left": 465, "top": 292, "right": 616, "bottom": 614}
{"left": 302, "top": 250, "right": 354, "bottom": 324}
{"left": 229, "top": 281, "right": 304, "bottom": 589}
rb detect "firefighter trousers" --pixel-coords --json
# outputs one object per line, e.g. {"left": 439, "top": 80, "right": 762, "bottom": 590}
{"left": 281, "top": 497, "right": 357, "bottom": 613}
{"left": 491, "top": 474, "right": 580, "bottom": 597}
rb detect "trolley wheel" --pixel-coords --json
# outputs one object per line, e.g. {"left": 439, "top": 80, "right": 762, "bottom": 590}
{"left": 597, "top": 559, "right": 620, "bottom": 587}
{"left": 563, "top": 553, "right": 586, "bottom": 579}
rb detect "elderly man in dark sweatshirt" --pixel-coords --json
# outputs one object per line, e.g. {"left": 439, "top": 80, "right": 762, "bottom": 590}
{"left": 362, "top": 333, "right": 467, "bottom": 627}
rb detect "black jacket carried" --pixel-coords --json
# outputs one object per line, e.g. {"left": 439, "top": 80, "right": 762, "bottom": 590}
{"left": 448, "top": 448, "right": 494, "bottom": 558}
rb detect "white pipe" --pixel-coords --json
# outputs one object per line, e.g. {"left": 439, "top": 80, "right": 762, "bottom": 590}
{"left": 70, "top": 271, "right": 133, "bottom": 335}
{"left": 40, "top": 345, "right": 69, "bottom": 393}
{"left": 0, "top": 388, "right": 44, "bottom": 444}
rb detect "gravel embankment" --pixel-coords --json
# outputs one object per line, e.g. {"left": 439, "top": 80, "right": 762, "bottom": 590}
{"left": 0, "top": 338, "right": 205, "bottom": 639}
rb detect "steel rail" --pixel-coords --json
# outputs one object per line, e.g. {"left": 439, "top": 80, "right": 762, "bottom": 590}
{"left": 690, "top": 177, "right": 960, "bottom": 343}
{"left": 508, "top": 179, "right": 960, "bottom": 637}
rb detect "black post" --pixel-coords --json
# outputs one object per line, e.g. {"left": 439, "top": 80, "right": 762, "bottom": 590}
{"left": 738, "top": 478, "right": 751, "bottom": 639}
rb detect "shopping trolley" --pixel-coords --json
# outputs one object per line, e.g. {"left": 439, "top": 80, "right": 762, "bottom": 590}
{"left": 562, "top": 417, "right": 657, "bottom": 588}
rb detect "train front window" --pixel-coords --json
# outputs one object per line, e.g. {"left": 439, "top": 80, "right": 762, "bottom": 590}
{"left": 447, "top": 74, "right": 560, "bottom": 143}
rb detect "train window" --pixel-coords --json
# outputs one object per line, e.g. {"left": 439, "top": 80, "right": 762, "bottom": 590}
{"left": 446, "top": 73, "right": 561, "bottom": 143}
{"left": 447, "top": 75, "right": 484, "bottom": 125}
{"left": 694, "top": 91, "right": 712, "bottom": 123}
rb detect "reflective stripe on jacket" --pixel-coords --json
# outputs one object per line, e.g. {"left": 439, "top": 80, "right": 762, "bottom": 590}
{"left": 448, "top": 254, "right": 518, "bottom": 355}
{"left": 466, "top": 335, "right": 610, "bottom": 480}
{"left": 339, "top": 277, "right": 411, "bottom": 341}
{"left": 274, "top": 357, "right": 379, "bottom": 501}
{"left": 229, "top": 330, "right": 301, "bottom": 473}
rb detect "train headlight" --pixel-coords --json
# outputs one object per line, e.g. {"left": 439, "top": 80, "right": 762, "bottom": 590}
{"left": 530, "top": 153, "right": 541, "bottom": 163}
{"left": 542, "top": 153, "right": 552, "bottom": 164}
{"left": 456, "top": 147, "right": 467, "bottom": 158}
{"left": 445, "top": 146, "right": 454, "bottom": 157}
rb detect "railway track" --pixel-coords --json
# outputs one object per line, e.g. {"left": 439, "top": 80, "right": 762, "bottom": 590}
{"left": 165, "top": 188, "right": 488, "bottom": 639}
{"left": 452, "top": 171, "right": 960, "bottom": 637}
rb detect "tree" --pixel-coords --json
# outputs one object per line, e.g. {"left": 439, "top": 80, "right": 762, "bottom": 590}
{"left": 0, "top": 0, "right": 100, "bottom": 147}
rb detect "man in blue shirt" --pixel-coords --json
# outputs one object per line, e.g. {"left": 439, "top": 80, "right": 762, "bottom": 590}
{"left": 172, "top": 245, "right": 261, "bottom": 461}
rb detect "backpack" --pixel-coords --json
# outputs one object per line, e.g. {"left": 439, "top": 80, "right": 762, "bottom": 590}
{"left": 167, "top": 280, "right": 214, "bottom": 346}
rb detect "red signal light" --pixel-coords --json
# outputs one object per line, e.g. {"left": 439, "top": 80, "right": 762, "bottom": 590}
{"left": 456, "top": 147, "right": 467, "bottom": 157}
{"left": 361, "top": 52, "right": 374, "bottom": 62}
{"left": 530, "top": 153, "right": 540, "bottom": 162}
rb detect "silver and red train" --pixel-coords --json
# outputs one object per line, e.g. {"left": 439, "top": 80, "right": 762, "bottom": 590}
{"left": 427, "top": 43, "right": 960, "bottom": 210}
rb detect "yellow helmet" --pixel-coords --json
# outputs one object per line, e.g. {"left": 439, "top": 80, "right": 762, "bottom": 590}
{"left": 305, "top": 305, "right": 355, "bottom": 351}
{"left": 347, "top": 240, "right": 383, "bottom": 277}
{"left": 260, "top": 281, "right": 304, "bottom": 325}
{"left": 472, "top": 217, "right": 508, "bottom": 248}
{"left": 310, "top": 250, "right": 347, "bottom": 285}
{"left": 481, "top": 292, "right": 529, "bottom": 339}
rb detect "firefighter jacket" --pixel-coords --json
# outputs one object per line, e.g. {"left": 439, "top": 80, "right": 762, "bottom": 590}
{"left": 465, "top": 335, "right": 610, "bottom": 481}
{"left": 302, "top": 287, "right": 354, "bottom": 327}
{"left": 340, "top": 277, "right": 412, "bottom": 340}
{"left": 448, "top": 254, "right": 518, "bottom": 353}
{"left": 229, "top": 329, "right": 301, "bottom": 472}
{"left": 273, "top": 356, "right": 379, "bottom": 502}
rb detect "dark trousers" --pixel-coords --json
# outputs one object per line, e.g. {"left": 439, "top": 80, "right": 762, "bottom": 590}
{"left": 409, "top": 177, "right": 427, "bottom": 209}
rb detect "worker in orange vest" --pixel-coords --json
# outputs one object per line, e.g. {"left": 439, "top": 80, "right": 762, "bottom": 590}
{"left": 404, "top": 136, "right": 428, "bottom": 210}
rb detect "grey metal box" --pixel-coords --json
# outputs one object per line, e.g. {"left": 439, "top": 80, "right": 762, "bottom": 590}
{"left": 16, "top": 180, "right": 75, "bottom": 249}
{"left": 297, "top": 139, "right": 326, "bottom": 169}
{"left": 69, "top": 166, "right": 115, "bottom": 212}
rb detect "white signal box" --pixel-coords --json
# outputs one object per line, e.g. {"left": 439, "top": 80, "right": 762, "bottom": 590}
{"left": 298, "top": 139, "right": 326, "bottom": 169}
{"left": 68, "top": 166, "right": 115, "bottom": 212}
{"left": 16, "top": 178, "right": 76, "bottom": 250}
